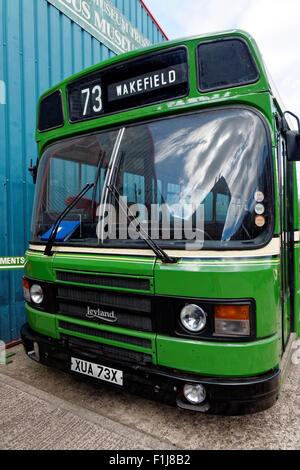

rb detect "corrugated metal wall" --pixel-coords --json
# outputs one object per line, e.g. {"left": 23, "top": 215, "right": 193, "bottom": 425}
{"left": 0, "top": 0, "right": 166, "bottom": 343}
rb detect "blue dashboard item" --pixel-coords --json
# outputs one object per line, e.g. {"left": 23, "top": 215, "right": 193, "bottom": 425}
{"left": 41, "top": 221, "right": 80, "bottom": 242}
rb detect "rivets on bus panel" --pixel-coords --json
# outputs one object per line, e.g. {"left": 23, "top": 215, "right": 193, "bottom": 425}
{"left": 255, "top": 216, "right": 266, "bottom": 228}
{"left": 255, "top": 204, "right": 265, "bottom": 215}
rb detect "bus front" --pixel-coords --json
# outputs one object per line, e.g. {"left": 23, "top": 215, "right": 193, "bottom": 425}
{"left": 21, "top": 31, "right": 295, "bottom": 415}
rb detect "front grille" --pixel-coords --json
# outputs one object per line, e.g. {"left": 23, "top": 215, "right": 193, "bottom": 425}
{"left": 57, "top": 271, "right": 151, "bottom": 291}
{"left": 61, "top": 334, "right": 153, "bottom": 365}
{"left": 57, "top": 286, "right": 151, "bottom": 313}
{"left": 58, "top": 302, "right": 152, "bottom": 332}
{"left": 59, "top": 321, "right": 152, "bottom": 349}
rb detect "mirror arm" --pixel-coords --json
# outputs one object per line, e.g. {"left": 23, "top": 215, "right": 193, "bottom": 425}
{"left": 28, "top": 158, "right": 39, "bottom": 184}
{"left": 283, "top": 111, "right": 300, "bottom": 133}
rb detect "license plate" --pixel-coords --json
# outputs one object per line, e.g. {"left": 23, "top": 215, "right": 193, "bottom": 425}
{"left": 71, "top": 357, "right": 123, "bottom": 386}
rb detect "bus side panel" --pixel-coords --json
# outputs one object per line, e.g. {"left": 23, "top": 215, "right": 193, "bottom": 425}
{"left": 293, "top": 165, "right": 300, "bottom": 338}
{"left": 295, "top": 244, "right": 300, "bottom": 338}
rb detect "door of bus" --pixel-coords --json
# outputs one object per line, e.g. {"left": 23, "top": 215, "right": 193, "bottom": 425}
{"left": 278, "top": 136, "right": 294, "bottom": 349}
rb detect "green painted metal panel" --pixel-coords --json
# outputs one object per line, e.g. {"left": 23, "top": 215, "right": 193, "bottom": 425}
{"left": 56, "top": 314, "right": 157, "bottom": 362}
{"left": 156, "top": 333, "right": 281, "bottom": 377}
{"left": 52, "top": 251, "right": 156, "bottom": 277}
{"left": 27, "top": 304, "right": 59, "bottom": 339}
{"left": 154, "top": 257, "right": 282, "bottom": 339}
{"left": 25, "top": 250, "right": 55, "bottom": 282}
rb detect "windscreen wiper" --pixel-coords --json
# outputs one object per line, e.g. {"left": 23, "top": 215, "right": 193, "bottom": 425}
{"left": 91, "top": 150, "right": 106, "bottom": 223}
{"left": 44, "top": 183, "right": 95, "bottom": 257}
{"left": 106, "top": 184, "right": 178, "bottom": 264}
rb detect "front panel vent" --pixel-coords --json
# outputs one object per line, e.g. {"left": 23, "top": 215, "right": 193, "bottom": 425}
{"left": 56, "top": 271, "right": 151, "bottom": 292}
{"left": 58, "top": 302, "right": 152, "bottom": 332}
{"left": 62, "top": 334, "right": 153, "bottom": 365}
{"left": 59, "top": 321, "right": 152, "bottom": 349}
{"left": 57, "top": 286, "right": 151, "bottom": 313}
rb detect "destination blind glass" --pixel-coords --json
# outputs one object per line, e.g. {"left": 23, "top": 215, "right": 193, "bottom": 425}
{"left": 67, "top": 47, "right": 189, "bottom": 123}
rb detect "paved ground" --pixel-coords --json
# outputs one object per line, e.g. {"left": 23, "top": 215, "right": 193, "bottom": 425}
{"left": 0, "top": 373, "right": 173, "bottom": 451}
{"left": 0, "top": 344, "right": 299, "bottom": 450}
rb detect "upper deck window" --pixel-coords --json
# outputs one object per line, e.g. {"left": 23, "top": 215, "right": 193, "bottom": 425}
{"left": 38, "top": 91, "right": 64, "bottom": 132}
{"left": 197, "top": 38, "right": 260, "bottom": 92}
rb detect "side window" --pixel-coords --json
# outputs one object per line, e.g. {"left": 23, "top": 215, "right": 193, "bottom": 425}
{"left": 167, "top": 183, "right": 182, "bottom": 206}
{"left": 123, "top": 172, "right": 146, "bottom": 221}
{"left": 49, "top": 161, "right": 102, "bottom": 212}
{"left": 123, "top": 173, "right": 145, "bottom": 204}
{"left": 49, "top": 159, "right": 79, "bottom": 212}
{"left": 216, "top": 193, "right": 230, "bottom": 223}
{"left": 203, "top": 192, "right": 213, "bottom": 221}
{"left": 166, "top": 186, "right": 214, "bottom": 221}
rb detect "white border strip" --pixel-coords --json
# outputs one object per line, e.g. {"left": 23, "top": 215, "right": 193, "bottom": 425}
{"left": 0, "top": 266, "right": 25, "bottom": 270}
{"left": 29, "top": 237, "right": 281, "bottom": 259}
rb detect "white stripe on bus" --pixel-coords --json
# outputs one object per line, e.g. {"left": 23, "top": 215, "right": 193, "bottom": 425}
{"left": 29, "top": 237, "right": 281, "bottom": 259}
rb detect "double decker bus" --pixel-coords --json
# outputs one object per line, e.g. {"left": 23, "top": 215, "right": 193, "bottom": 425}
{"left": 21, "top": 30, "right": 300, "bottom": 415}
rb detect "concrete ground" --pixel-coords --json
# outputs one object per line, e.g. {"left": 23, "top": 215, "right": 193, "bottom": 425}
{"left": 0, "top": 344, "right": 299, "bottom": 450}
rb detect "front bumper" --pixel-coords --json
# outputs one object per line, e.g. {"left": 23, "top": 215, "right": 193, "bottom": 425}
{"left": 21, "top": 323, "right": 281, "bottom": 415}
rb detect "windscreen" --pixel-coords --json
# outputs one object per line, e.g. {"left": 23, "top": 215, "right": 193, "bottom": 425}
{"left": 31, "top": 108, "right": 273, "bottom": 250}
{"left": 31, "top": 130, "right": 119, "bottom": 244}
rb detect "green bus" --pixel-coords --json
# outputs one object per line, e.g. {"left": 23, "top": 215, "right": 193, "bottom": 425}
{"left": 21, "top": 30, "right": 300, "bottom": 415}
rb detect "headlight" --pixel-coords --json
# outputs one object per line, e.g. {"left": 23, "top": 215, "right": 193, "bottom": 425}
{"left": 30, "top": 284, "right": 44, "bottom": 305}
{"left": 180, "top": 304, "right": 207, "bottom": 333}
{"left": 183, "top": 384, "right": 206, "bottom": 405}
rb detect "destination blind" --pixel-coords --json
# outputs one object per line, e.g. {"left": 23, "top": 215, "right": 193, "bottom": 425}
{"left": 67, "top": 47, "right": 189, "bottom": 123}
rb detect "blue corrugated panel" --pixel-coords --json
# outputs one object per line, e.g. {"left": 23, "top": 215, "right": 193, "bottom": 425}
{"left": 0, "top": 0, "right": 166, "bottom": 343}
{"left": 110, "top": 0, "right": 166, "bottom": 44}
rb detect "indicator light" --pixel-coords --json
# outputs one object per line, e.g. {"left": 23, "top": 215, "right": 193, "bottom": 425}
{"left": 255, "top": 216, "right": 266, "bottom": 227}
{"left": 214, "top": 305, "right": 250, "bottom": 337}
{"left": 255, "top": 204, "right": 265, "bottom": 215}
{"left": 255, "top": 191, "right": 264, "bottom": 203}
{"left": 22, "top": 278, "right": 30, "bottom": 302}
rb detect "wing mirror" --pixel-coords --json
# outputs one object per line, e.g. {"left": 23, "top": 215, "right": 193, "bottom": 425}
{"left": 283, "top": 111, "right": 300, "bottom": 162}
{"left": 29, "top": 158, "right": 39, "bottom": 184}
